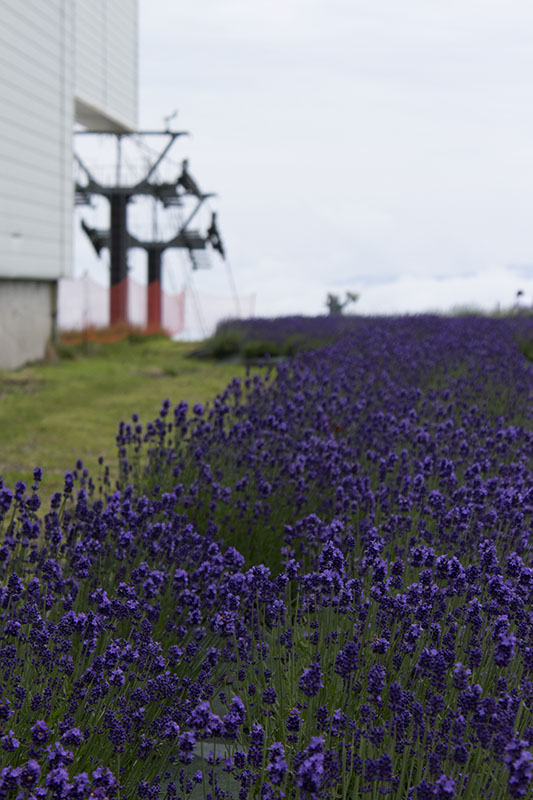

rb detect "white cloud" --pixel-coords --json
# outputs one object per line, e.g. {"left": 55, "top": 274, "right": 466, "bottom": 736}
{"left": 357, "top": 267, "right": 533, "bottom": 315}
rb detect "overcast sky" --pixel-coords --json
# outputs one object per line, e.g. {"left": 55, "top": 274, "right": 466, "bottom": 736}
{"left": 76, "top": 0, "right": 533, "bottom": 318}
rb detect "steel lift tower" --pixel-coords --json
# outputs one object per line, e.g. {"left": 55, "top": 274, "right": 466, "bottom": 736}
{"left": 75, "top": 131, "right": 224, "bottom": 328}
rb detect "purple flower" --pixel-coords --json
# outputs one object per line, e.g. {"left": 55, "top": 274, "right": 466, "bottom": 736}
{"left": 286, "top": 707, "right": 301, "bottom": 732}
{"left": 367, "top": 663, "right": 387, "bottom": 704}
{"left": 0, "top": 766, "right": 21, "bottom": 792}
{"left": 334, "top": 639, "right": 359, "bottom": 680}
{"left": 46, "top": 742, "right": 74, "bottom": 769}
{"left": 45, "top": 767, "right": 71, "bottom": 796}
{"left": 375, "top": 753, "right": 393, "bottom": 781}
{"left": 495, "top": 633, "right": 517, "bottom": 667}
{"left": 92, "top": 766, "right": 117, "bottom": 792}
{"left": 458, "top": 683, "right": 482, "bottom": 713}
{"left": 299, "top": 662, "right": 324, "bottom": 697}
{"left": 262, "top": 687, "right": 278, "bottom": 705}
{"left": 267, "top": 742, "right": 288, "bottom": 785}
{"left": 248, "top": 723, "right": 265, "bottom": 767}
{"left": 7, "top": 573, "right": 24, "bottom": 599}
{"left": 188, "top": 701, "right": 210, "bottom": 730}
{"left": 416, "top": 778, "right": 435, "bottom": 799}
{"left": 452, "top": 662, "right": 472, "bottom": 690}
{"left": 391, "top": 679, "right": 410, "bottom": 707}
{"left": 0, "top": 730, "right": 19, "bottom": 751}
{"left": 434, "top": 773, "right": 457, "bottom": 799}
{"left": 453, "top": 744, "right": 468, "bottom": 764}
{"left": 20, "top": 760, "right": 41, "bottom": 789}
{"left": 318, "top": 541, "right": 345, "bottom": 573}
{"left": 316, "top": 705, "right": 329, "bottom": 730}
{"left": 222, "top": 696, "right": 246, "bottom": 738}
{"left": 295, "top": 737, "right": 325, "bottom": 794}
{"left": 212, "top": 610, "right": 237, "bottom": 636}
{"left": 63, "top": 471, "right": 74, "bottom": 495}
{"left": 178, "top": 731, "right": 196, "bottom": 764}
{"left": 371, "top": 637, "right": 389, "bottom": 654}
{"left": 30, "top": 720, "right": 50, "bottom": 745}
{"left": 61, "top": 727, "right": 84, "bottom": 746}
{"left": 0, "top": 698, "right": 13, "bottom": 723}
{"left": 260, "top": 782, "right": 276, "bottom": 800}
{"left": 404, "top": 623, "right": 424, "bottom": 652}
{"left": 505, "top": 739, "right": 533, "bottom": 798}
{"left": 4, "top": 619, "right": 20, "bottom": 637}
{"left": 69, "top": 772, "right": 91, "bottom": 799}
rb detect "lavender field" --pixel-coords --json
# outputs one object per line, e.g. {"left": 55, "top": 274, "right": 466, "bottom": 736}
{"left": 1, "top": 315, "right": 532, "bottom": 800}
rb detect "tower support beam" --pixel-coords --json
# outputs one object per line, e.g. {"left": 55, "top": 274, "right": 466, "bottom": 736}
{"left": 109, "top": 194, "right": 129, "bottom": 324}
{"left": 75, "top": 129, "right": 223, "bottom": 331}
{"left": 147, "top": 247, "right": 162, "bottom": 331}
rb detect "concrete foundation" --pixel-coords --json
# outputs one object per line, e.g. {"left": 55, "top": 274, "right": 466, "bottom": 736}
{"left": 0, "top": 280, "right": 57, "bottom": 369}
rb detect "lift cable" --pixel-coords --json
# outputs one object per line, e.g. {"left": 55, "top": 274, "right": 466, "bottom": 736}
{"left": 204, "top": 198, "right": 242, "bottom": 318}
{"left": 180, "top": 249, "right": 207, "bottom": 338}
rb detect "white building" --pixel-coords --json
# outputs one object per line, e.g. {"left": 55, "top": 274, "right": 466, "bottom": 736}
{"left": 0, "top": 0, "right": 137, "bottom": 368}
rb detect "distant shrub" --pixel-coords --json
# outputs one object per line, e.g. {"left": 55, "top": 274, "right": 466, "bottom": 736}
{"left": 195, "top": 316, "right": 355, "bottom": 361}
{"left": 210, "top": 330, "right": 243, "bottom": 359}
{"left": 241, "top": 338, "right": 282, "bottom": 360}
{"left": 520, "top": 338, "right": 533, "bottom": 361}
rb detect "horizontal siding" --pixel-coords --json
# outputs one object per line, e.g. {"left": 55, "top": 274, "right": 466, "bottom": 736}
{"left": 74, "top": 18, "right": 106, "bottom": 105}
{"left": 0, "top": 113, "right": 66, "bottom": 160}
{"left": 0, "top": 112, "right": 73, "bottom": 162}
{"left": 111, "top": 0, "right": 137, "bottom": 123}
{"left": 0, "top": 3, "right": 63, "bottom": 58}
{"left": 0, "top": 257, "right": 71, "bottom": 281}
{"left": 0, "top": 189, "right": 70, "bottom": 222}
{"left": 0, "top": 233, "right": 70, "bottom": 257}
{"left": 0, "top": 211, "right": 72, "bottom": 246}
{"left": 0, "top": 81, "right": 66, "bottom": 135}
{"left": 1, "top": 0, "right": 63, "bottom": 39}
{"left": 0, "top": 33, "right": 67, "bottom": 117}
{"left": 0, "top": 201, "right": 67, "bottom": 228}
{"left": 0, "top": 46, "right": 64, "bottom": 87}
{"left": 74, "top": 0, "right": 137, "bottom": 130}
{"left": 0, "top": 238, "right": 72, "bottom": 265}
{"left": 0, "top": 145, "right": 73, "bottom": 184}
{"left": 0, "top": 44, "right": 65, "bottom": 90}
{"left": 0, "top": 0, "right": 136, "bottom": 284}
{"left": 75, "top": 0, "right": 110, "bottom": 107}
{"left": 0, "top": 0, "right": 74, "bottom": 279}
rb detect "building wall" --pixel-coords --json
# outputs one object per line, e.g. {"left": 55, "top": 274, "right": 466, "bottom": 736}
{"left": 0, "top": 0, "right": 137, "bottom": 368}
{"left": 0, "top": 280, "right": 57, "bottom": 369}
{"left": 74, "top": 0, "right": 138, "bottom": 132}
{"left": 0, "top": 0, "right": 75, "bottom": 282}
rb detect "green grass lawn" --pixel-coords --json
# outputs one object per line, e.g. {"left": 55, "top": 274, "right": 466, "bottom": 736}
{"left": 0, "top": 335, "right": 246, "bottom": 502}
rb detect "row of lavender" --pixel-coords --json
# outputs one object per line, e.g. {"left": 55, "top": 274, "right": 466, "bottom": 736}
{"left": 1, "top": 315, "right": 532, "bottom": 799}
